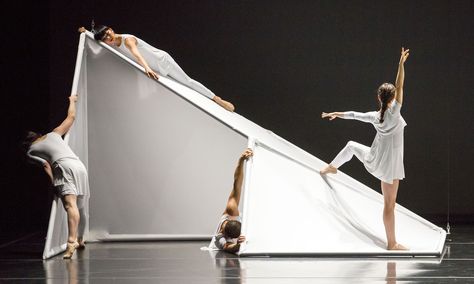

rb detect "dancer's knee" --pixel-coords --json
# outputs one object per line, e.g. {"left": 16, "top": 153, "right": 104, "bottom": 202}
{"left": 346, "top": 141, "right": 357, "bottom": 149}
{"left": 62, "top": 196, "right": 78, "bottom": 211}
{"left": 384, "top": 201, "right": 396, "bottom": 212}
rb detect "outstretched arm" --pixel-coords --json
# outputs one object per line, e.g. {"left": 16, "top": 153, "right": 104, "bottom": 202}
{"left": 321, "top": 112, "right": 344, "bottom": 121}
{"left": 322, "top": 111, "right": 374, "bottom": 123}
{"left": 124, "top": 37, "right": 159, "bottom": 80}
{"left": 395, "top": 47, "right": 410, "bottom": 105}
{"left": 223, "top": 149, "right": 253, "bottom": 216}
{"left": 53, "top": 95, "right": 78, "bottom": 136}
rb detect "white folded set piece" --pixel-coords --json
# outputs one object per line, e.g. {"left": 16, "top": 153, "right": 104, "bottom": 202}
{"left": 42, "top": 32, "right": 445, "bottom": 259}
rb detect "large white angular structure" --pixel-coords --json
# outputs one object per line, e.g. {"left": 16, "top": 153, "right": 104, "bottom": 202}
{"left": 43, "top": 32, "right": 445, "bottom": 259}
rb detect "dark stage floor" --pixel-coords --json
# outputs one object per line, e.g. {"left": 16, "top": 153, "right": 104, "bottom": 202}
{"left": 0, "top": 226, "right": 473, "bottom": 283}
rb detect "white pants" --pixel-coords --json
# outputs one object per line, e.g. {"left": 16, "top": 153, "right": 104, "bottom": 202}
{"left": 331, "top": 141, "right": 370, "bottom": 168}
{"left": 166, "top": 56, "right": 216, "bottom": 99}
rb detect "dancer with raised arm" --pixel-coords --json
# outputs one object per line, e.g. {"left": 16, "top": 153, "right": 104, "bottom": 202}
{"left": 78, "top": 24, "right": 235, "bottom": 112}
{"left": 320, "top": 48, "right": 410, "bottom": 250}
{"left": 208, "top": 148, "right": 253, "bottom": 253}
{"left": 23, "top": 95, "right": 89, "bottom": 259}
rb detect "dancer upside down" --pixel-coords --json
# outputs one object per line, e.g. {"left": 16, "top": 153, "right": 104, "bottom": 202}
{"left": 321, "top": 48, "right": 410, "bottom": 250}
{"left": 23, "top": 95, "right": 89, "bottom": 259}
{"left": 78, "top": 24, "right": 235, "bottom": 112}
{"left": 208, "top": 148, "right": 253, "bottom": 253}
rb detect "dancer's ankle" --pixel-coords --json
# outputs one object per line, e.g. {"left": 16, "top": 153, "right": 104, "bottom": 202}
{"left": 320, "top": 164, "right": 337, "bottom": 174}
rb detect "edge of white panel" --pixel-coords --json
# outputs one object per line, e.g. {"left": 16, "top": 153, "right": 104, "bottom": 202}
{"left": 42, "top": 33, "right": 87, "bottom": 260}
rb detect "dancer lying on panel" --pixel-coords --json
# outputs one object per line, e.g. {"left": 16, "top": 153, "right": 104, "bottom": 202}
{"left": 320, "top": 48, "right": 410, "bottom": 250}
{"left": 208, "top": 148, "right": 253, "bottom": 253}
{"left": 78, "top": 24, "right": 235, "bottom": 112}
{"left": 23, "top": 95, "right": 89, "bottom": 259}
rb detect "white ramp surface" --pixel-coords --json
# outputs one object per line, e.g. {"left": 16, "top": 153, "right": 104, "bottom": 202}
{"left": 43, "top": 32, "right": 444, "bottom": 258}
{"left": 240, "top": 144, "right": 445, "bottom": 256}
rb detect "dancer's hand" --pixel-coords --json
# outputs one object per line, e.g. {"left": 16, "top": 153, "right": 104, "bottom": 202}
{"left": 78, "top": 27, "right": 87, "bottom": 33}
{"left": 399, "top": 47, "right": 409, "bottom": 65}
{"left": 321, "top": 112, "right": 338, "bottom": 120}
{"left": 237, "top": 235, "right": 246, "bottom": 243}
{"left": 145, "top": 67, "right": 159, "bottom": 80}
{"left": 69, "top": 95, "right": 78, "bottom": 102}
{"left": 241, "top": 148, "right": 253, "bottom": 160}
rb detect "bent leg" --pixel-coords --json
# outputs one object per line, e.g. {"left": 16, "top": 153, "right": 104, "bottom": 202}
{"left": 332, "top": 141, "right": 370, "bottom": 168}
{"left": 321, "top": 141, "right": 369, "bottom": 174}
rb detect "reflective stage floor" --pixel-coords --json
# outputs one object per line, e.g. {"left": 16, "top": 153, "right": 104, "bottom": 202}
{"left": 1, "top": 226, "right": 473, "bottom": 283}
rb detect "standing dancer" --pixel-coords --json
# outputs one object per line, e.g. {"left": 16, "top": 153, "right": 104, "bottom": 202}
{"left": 320, "top": 48, "right": 410, "bottom": 250}
{"left": 23, "top": 95, "right": 89, "bottom": 258}
{"left": 208, "top": 148, "right": 253, "bottom": 253}
{"left": 78, "top": 25, "right": 235, "bottom": 112}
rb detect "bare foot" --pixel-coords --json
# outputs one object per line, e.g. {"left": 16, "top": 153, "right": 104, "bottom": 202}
{"left": 213, "top": 96, "right": 235, "bottom": 112}
{"left": 388, "top": 243, "right": 408, "bottom": 250}
{"left": 320, "top": 165, "right": 337, "bottom": 175}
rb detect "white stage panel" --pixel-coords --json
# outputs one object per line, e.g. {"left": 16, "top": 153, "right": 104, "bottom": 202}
{"left": 239, "top": 144, "right": 445, "bottom": 256}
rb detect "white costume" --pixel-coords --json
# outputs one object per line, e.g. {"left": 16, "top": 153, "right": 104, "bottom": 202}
{"left": 28, "top": 132, "right": 89, "bottom": 235}
{"left": 331, "top": 100, "right": 407, "bottom": 184}
{"left": 115, "top": 34, "right": 216, "bottom": 100}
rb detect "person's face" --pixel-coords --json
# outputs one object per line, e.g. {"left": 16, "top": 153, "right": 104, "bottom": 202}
{"left": 102, "top": 28, "right": 116, "bottom": 45}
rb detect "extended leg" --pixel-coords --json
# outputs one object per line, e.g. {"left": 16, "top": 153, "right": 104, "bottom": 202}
{"left": 76, "top": 196, "right": 88, "bottom": 249}
{"left": 321, "top": 141, "right": 370, "bottom": 174}
{"left": 61, "top": 194, "right": 80, "bottom": 258}
{"left": 381, "top": 179, "right": 407, "bottom": 250}
{"left": 166, "top": 57, "right": 235, "bottom": 111}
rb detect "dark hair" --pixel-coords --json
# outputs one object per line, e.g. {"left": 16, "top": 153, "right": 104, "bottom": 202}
{"left": 223, "top": 220, "right": 241, "bottom": 239}
{"left": 21, "top": 131, "right": 42, "bottom": 152}
{"left": 377, "top": 83, "right": 396, "bottom": 123}
{"left": 92, "top": 24, "right": 110, "bottom": 41}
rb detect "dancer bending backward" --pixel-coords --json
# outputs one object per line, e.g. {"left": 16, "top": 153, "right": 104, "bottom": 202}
{"left": 320, "top": 48, "right": 410, "bottom": 250}
{"left": 24, "top": 95, "right": 89, "bottom": 258}
{"left": 208, "top": 148, "right": 253, "bottom": 253}
{"left": 79, "top": 25, "right": 235, "bottom": 112}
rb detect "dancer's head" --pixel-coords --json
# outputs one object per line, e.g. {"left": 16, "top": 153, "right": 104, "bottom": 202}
{"left": 21, "top": 131, "right": 42, "bottom": 152}
{"left": 92, "top": 24, "right": 115, "bottom": 44}
{"left": 377, "top": 83, "right": 396, "bottom": 123}
{"left": 223, "top": 220, "right": 241, "bottom": 239}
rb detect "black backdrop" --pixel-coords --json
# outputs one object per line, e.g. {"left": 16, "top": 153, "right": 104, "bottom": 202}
{"left": 2, "top": 1, "right": 473, "bottom": 238}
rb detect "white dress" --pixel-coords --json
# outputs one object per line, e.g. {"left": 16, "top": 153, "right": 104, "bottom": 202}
{"left": 331, "top": 100, "right": 407, "bottom": 184}
{"left": 114, "top": 34, "right": 216, "bottom": 99}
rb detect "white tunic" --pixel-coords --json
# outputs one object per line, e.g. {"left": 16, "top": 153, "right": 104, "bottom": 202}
{"left": 113, "top": 34, "right": 216, "bottom": 99}
{"left": 28, "top": 132, "right": 89, "bottom": 196}
{"left": 342, "top": 100, "right": 407, "bottom": 183}
{"left": 114, "top": 34, "right": 173, "bottom": 76}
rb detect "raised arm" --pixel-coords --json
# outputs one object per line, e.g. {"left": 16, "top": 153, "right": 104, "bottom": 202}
{"left": 223, "top": 149, "right": 253, "bottom": 216}
{"left": 53, "top": 95, "right": 77, "bottom": 136}
{"left": 395, "top": 47, "right": 410, "bottom": 105}
{"left": 124, "top": 37, "right": 159, "bottom": 80}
